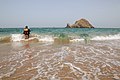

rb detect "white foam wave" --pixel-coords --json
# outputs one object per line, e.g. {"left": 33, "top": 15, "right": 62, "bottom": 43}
{"left": 10, "top": 33, "right": 120, "bottom": 42}
{"left": 11, "top": 34, "right": 39, "bottom": 42}
{"left": 91, "top": 34, "right": 120, "bottom": 41}
{"left": 11, "top": 34, "right": 24, "bottom": 41}
{"left": 70, "top": 34, "right": 120, "bottom": 42}
{"left": 38, "top": 35, "right": 54, "bottom": 42}
{"left": 70, "top": 39, "right": 84, "bottom": 42}
{"left": 11, "top": 34, "right": 54, "bottom": 42}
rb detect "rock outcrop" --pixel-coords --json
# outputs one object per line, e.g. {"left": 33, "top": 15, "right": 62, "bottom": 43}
{"left": 66, "top": 18, "right": 94, "bottom": 28}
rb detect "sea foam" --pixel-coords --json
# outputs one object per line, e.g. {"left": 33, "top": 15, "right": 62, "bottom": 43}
{"left": 91, "top": 34, "right": 120, "bottom": 41}
{"left": 2, "top": 33, "right": 120, "bottom": 43}
{"left": 11, "top": 34, "right": 24, "bottom": 41}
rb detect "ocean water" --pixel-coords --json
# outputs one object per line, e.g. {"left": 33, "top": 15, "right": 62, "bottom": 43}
{"left": 0, "top": 28, "right": 120, "bottom": 80}
{"left": 0, "top": 28, "right": 120, "bottom": 42}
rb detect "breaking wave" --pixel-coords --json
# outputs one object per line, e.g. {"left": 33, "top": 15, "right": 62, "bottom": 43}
{"left": 0, "top": 36, "right": 11, "bottom": 43}
{"left": 91, "top": 33, "right": 120, "bottom": 40}
{"left": 0, "top": 33, "right": 120, "bottom": 43}
{"left": 69, "top": 33, "right": 120, "bottom": 42}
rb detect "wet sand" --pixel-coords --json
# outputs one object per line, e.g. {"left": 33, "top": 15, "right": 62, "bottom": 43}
{"left": 0, "top": 40, "right": 120, "bottom": 80}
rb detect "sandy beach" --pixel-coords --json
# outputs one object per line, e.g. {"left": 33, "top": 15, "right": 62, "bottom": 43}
{"left": 0, "top": 39, "right": 120, "bottom": 80}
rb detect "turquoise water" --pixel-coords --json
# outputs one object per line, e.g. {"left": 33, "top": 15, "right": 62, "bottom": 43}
{"left": 0, "top": 28, "right": 120, "bottom": 35}
{"left": 0, "top": 28, "right": 119, "bottom": 35}
{"left": 0, "top": 28, "right": 120, "bottom": 42}
{"left": 0, "top": 28, "right": 120, "bottom": 39}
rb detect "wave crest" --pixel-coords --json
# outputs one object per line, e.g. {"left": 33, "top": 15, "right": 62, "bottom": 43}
{"left": 0, "top": 33, "right": 120, "bottom": 43}
{"left": 0, "top": 36, "right": 11, "bottom": 43}
{"left": 91, "top": 34, "right": 120, "bottom": 41}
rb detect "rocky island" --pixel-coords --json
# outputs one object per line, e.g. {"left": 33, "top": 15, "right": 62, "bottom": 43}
{"left": 66, "top": 18, "right": 94, "bottom": 28}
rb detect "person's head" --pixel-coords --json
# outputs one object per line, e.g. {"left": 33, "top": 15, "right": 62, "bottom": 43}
{"left": 25, "top": 26, "right": 28, "bottom": 28}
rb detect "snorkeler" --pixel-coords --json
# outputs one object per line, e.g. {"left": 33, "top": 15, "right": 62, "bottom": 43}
{"left": 23, "top": 26, "right": 30, "bottom": 39}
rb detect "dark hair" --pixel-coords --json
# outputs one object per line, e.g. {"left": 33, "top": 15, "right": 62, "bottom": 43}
{"left": 25, "top": 26, "right": 28, "bottom": 28}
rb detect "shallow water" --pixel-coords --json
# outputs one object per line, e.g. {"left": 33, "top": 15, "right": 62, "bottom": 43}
{"left": 0, "top": 39, "right": 120, "bottom": 80}
{"left": 0, "top": 28, "right": 120, "bottom": 43}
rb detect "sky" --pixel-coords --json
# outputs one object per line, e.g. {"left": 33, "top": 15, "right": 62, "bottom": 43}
{"left": 0, "top": 0, "right": 120, "bottom": 28}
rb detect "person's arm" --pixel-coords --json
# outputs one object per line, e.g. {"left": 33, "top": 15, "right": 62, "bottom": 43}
{"left": 28, "top": 29, "right": 31, "bottom": 34}
{"left": 29, "top": 29, "right": 31, "bottom": 32}
{"left": 23, "top": 31, "right": 25, "bottom": 34}
{"left": 23, "top": 29, "right": 25, "bottom": 34}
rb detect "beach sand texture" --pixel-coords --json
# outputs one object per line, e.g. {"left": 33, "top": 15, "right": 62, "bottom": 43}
{"left": 0, "top": 40, "right": 120, "bottom": 80}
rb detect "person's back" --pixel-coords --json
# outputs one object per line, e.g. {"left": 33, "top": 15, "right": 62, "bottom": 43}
{"left": 23, "top": 26, "right": 30, "bottom": 39}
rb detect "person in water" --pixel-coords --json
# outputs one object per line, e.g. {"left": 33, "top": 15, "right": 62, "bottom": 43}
{"left": 23, "top": 26, "right": 30, "bottom": 39}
